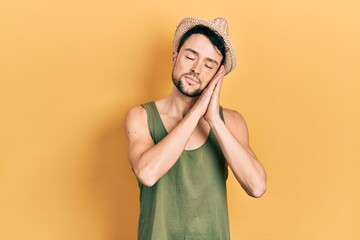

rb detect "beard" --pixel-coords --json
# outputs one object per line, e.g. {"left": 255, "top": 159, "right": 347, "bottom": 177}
{"left": 171, "top": 71, "right": 203, "bottom": 98}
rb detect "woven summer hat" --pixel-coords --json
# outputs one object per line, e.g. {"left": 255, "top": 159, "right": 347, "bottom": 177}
{"left": 173, "top": 17, "right": 237, "bottom": 75}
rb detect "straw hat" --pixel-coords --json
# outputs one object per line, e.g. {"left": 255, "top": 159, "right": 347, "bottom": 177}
{"left": 173, "top": 17, "right": 237, "bottom": 75}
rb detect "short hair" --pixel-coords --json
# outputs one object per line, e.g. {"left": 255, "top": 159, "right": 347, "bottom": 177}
{"left": 176, "top": 25, "right": 226, "bottom": 66}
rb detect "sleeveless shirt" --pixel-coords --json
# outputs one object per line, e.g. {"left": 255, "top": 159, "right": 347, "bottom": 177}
{"left": 138, "top": 101, "right": 230, "bottom": 240}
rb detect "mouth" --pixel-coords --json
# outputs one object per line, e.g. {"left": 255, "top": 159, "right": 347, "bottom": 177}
{"left": 184, "top": 75, "right": 200, "bottom": 84}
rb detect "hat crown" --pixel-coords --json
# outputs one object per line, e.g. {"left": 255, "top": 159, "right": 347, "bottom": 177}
{"left": 211, "top": 17, "right": 229, "bottom": 35}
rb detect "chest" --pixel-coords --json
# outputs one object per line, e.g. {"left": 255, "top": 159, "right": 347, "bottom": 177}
{"left": 160, "top": 114, "right": 211, "bottom": 151}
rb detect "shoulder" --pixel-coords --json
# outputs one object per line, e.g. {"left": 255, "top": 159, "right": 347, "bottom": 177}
{"left": 222, "top": 108, "right": 250, "bottom": 142}
{"left": 125, "top": 105, "right": 147, "bottom": 121}
{"left": 223, "top": 108, "right": 247, "bottom": 127}
{"left": 124, "top": 105, "right": 148, "bottom": 130}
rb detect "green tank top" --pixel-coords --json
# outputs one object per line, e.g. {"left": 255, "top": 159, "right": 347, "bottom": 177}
{"left": 138, "top": 101, "right": 230, "bottom": 240}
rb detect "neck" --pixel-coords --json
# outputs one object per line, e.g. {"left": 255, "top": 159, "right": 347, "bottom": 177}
{"left": 162, "top": 86, "right": 199, "bottom": 118}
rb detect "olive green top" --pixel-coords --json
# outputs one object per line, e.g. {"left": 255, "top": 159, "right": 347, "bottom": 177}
{"left": 138, "top": 101, "right": 230, "bottom": 240}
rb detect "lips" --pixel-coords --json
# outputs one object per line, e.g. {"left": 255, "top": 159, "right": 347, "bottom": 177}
{"left": 184, "top": 75, "right": 200, "bottom": 84}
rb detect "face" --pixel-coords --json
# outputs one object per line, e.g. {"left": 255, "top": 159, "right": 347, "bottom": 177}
{"left": 172, "top": 34, "right": 223, "bottom": 97}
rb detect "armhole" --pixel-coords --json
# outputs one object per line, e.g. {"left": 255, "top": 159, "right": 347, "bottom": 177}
{"left": 219, "top": 106, "right": 229, "bottom": 180}
{"left": 225, "top": 164, "right": 229, "bottom": 180}
{"left": 140, "top": 102, "right": 156, "bottom": 142}
{"left": 219, "top": 106, "right": 225, "bottom": 123}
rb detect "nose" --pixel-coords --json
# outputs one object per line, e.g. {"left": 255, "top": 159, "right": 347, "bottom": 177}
{"left": 191, "top": 60, "right": 201, "bottom": 75}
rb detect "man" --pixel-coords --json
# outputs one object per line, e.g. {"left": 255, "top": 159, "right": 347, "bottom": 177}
{"left": 125, "top": 17, "right": 267, "bottom": 240}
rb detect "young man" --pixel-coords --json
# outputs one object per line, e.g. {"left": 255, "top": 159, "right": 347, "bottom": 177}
{"left": 125, "top": 17, "right": 267, "bottom": 240}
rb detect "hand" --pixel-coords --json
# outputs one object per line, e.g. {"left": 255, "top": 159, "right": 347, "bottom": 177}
{"left": 191, "top": 65, "right": 225, "bottom": 120}
{"left": 204, "top": 65, "right": 225, "bottom": 123}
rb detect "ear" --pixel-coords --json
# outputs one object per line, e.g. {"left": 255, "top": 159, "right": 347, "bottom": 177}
{"left": 171, "top": 51, "right": 178, "bottom": 66}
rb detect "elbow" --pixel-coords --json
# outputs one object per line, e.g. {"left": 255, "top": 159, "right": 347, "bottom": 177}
{"left": 139, "top": 178, "right": 157, "bottom": 188}
{"left": 249, "top": 169, "right": 267, "bottom": 198}
{"left": 133, "top": 167, "right": 158, "bottom": 187}
{"left": 249, "top": 182, "right": 267, "bottom": 198}
{"left": 244, "top": 175, "right": 267, "bottom": 198}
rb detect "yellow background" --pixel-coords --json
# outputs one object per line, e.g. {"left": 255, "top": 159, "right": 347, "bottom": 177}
{"left": 1, "top": 0, "right": 359, "bottom": 239}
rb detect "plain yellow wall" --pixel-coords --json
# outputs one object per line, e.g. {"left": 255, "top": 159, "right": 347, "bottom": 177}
{"left": 1, "top": 0, "right": 359, "bottom": 239}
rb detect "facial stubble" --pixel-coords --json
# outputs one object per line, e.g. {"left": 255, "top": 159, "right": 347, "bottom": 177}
{"left": 171, "top": 71, "right": 203, "bottom": 98}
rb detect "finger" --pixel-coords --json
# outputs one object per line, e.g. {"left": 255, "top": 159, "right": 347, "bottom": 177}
{"left": 215, "top": 65, "right": 225, "bottom": 79}
{"left": 200, "top": 66, "right": 225, "bottom": 99}
{"left": 208, "top": 73, "right": 221, "bottom": 89}
{"left": 206, "top": 65, "right": 225, "bottom": 91}
{"left": 213, "top": 68, "right": 224, "bottom": 93}
{"left": 209, "top": 78, "right": 222, "bottom": 104}
{"left": 204, "top": 75, "right": 219, "bottom": 94}
{"left": 214, "top": 77, "right": 223, "bottom": 95}
{"left": 219, "top": 66, "right": 225, "bottom": 79}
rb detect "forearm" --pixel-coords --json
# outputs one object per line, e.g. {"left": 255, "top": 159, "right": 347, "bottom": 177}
{"left": 209, "top": 119, "right": 267, "bottom": 197}
{"left": 135, "top": 109, "right": 202, "bottom": 186}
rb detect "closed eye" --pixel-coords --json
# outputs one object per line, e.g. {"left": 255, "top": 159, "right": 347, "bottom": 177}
{"left": 205, "top": 65, "right": 213, "bottom": 69}
{"left": 186, "top": 56, "right": 195, "bottom": 60}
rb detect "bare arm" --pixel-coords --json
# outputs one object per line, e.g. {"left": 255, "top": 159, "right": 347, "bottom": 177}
{"left": 209, "top": 110, "right": 267, "bottom": 198}
{"left": 125, "top": 106, "right": 202, "bottom": 187}
{"left": 203, "top": 70, "right": 266, "bottom": 198}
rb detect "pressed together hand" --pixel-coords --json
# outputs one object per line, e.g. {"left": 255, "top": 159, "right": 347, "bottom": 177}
{"left": 193, "top": 65, "right": 225, "bottom": 123}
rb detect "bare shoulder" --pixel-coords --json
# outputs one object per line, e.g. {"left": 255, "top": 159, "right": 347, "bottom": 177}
{"left": 223, "top": 108, "right": 247, "bottom": 127}
{"left": 222, "top": 108, "right": 250, "bottom": 144}
{"left": 124, "top": 106, "right": 149, "bottom": 139}
{"left": 125, "top": 106, "right": 147, "bottom": 123}
{"left": 125, "top": 105, "right": 147, "bottom": 125}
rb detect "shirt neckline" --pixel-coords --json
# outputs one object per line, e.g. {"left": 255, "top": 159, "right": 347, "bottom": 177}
{"left": 151, "top": 101, "right": 212, "bottom": 152}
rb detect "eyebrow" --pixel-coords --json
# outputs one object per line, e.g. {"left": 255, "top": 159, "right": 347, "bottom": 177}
{"left": 184, "top": 48, "right": 219, "bottom": 65}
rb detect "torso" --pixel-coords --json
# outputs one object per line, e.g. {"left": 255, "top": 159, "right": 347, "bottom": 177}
{"left": 138, "top": 100, "right": 230, "bottom": 240}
